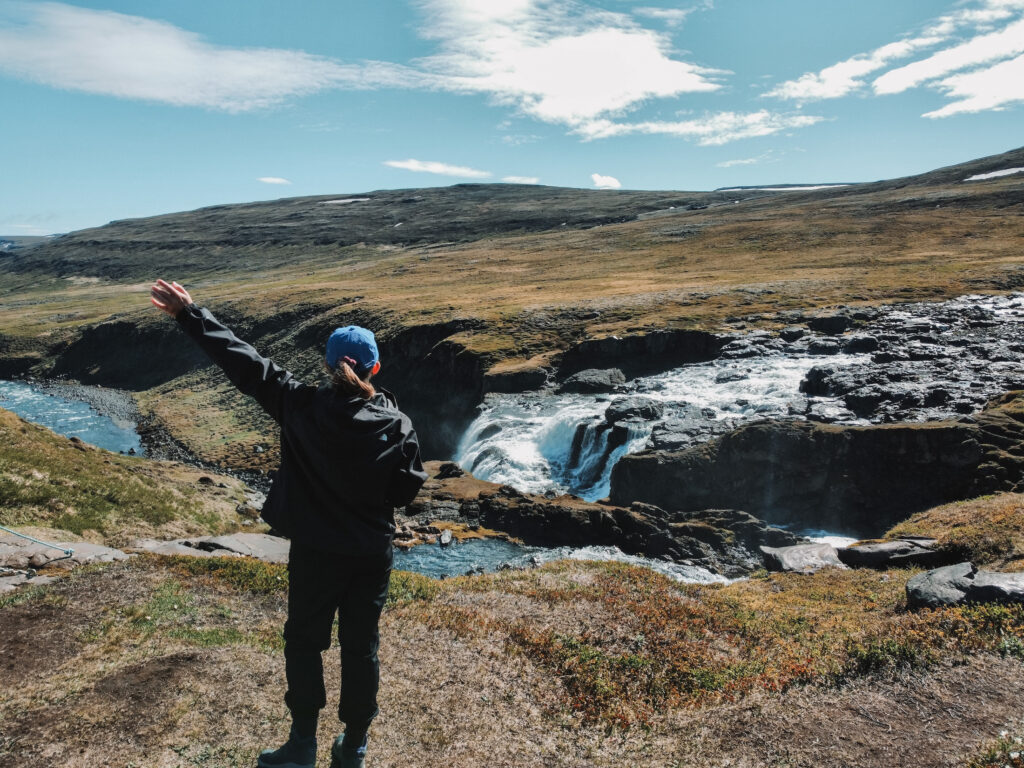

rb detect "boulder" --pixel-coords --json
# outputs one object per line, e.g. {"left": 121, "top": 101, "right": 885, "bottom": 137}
{"left": 843, "top": 335, "right": 880, "bottom": 353}
{"left": 807, "top": 338, "right": 842, "bottom": 355}
{"left": 605, "top": 396, "right": 665, "bottom": 424}
{"left": 0, "top": 536, "right": 130, "bottom": 570}
{"left": 760, "top": 543, "right": 848, "bottom": 573}
{"left": 807, "top": 314, "right": 855, "bottom": 335}
{"left": 906, "top": 562, "right": 979, "bottom": 608}
{"left": 439, "top": 529, "right": 454, "bottom": 547}
{"left": 0, "top": 572, "right": 30, "bottom": 593}
{"left": 192, "top": 534, "right": 290, "bottom": 563}
{"left": 558, "top": 368, "right": 626, "bottom": 394}
{"left": 968, "top": 570, "right": 1024, "bottom": 604}
{"left": 129, "top": 540, "right": 230, "bottom": 558}
{"left": 435, "top": 462, "right": 465, "bottom": 479}
{"left": 837, "top": 538, "right": 948, "bottom": 569}
{"left": 906, "top": 563, "right": 1024, "bottom": 608}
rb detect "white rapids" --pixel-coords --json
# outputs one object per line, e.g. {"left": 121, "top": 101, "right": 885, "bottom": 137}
{"left": 456, "top": 353, "right": 867, "bottom": 502}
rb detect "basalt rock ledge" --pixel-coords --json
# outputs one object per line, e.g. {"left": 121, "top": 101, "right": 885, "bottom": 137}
{"left": 610, "top": 392, "right": 1024, "bottom": 537}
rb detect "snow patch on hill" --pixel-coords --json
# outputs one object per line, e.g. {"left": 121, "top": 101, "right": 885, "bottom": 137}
{"left": 965, "top": 167, "right": 1024, "bottom": 182}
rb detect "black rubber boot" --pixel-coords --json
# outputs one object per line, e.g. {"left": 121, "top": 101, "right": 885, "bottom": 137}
{"left": 329, "top": 731, "right": 368, "bottom": 768}
{"left": 258, "top": 724, "right": 317, "bottom": 768}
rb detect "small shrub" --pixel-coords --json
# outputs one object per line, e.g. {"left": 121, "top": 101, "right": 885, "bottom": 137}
{"left": 162, "top": 554, "right": 288, "bottom": 594}
{"left": 386, "top": 570, "right": 440, "bottom": 607}
{"left": 966, "top": 727, "right": 1024, "bottom": 768}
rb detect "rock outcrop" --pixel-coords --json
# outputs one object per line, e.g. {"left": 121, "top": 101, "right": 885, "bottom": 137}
{"left": 906, "top": 562, "right": 1024, "bottom": 608}
{"left": 760, "top": 543, "right": 847, "bottom": 573}
{"left": 610, "top": 392, "right": 1024, "bottom": 536}
{"left": 404, "top": 463, "right": 801, "bottom": 577}
{"left": 128, "top": 533, "right": 289, "bottom": 563}
{"left": 837, "top": 538, "right": 950, "bottom": 569}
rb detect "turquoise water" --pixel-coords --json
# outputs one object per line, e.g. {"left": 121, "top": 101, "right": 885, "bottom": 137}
{"left": 393, "top": 538, "right": 728, "bottom": 583}
{"left": 0, "top": 380, "right": 143, "bottom": 455}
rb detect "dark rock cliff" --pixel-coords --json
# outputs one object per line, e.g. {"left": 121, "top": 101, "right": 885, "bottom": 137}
{"left": 610, "top": 392, "right": 1024, "bottom": 536}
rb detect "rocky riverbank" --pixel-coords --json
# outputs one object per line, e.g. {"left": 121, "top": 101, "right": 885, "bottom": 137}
{"left": 401, "top": 461, "right": 802, "bottom": 577}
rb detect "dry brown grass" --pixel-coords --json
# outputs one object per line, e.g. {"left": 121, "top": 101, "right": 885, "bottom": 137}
{"left": 3, "top": 555, "right": 1024, "bottom": 768}
{"left": 887, "top": 493, "right": 1024, "bottom": 571}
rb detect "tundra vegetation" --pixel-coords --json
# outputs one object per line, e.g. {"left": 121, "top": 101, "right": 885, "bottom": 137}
{"left": 1, "top": 148, "right": 1023, "bottom": 766}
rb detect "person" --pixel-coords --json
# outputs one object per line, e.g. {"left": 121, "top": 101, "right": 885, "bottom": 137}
{"left": 150, "top": 279, "right": 427, "bottom": 768}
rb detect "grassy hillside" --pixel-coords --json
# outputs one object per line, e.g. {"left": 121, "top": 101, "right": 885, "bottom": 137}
{"left": 2, "top": 554, "right": 1023, "bottom": 767}
{"left": 0, "top": 407, "right": 256, "bottom": 545}
{"left": 0, "top": 146, "right": 1021, "bottom": 464}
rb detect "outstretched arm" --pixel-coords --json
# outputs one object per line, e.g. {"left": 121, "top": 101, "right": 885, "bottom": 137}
{"left": 150, "top": 279, "right": 302, "bottom": 424}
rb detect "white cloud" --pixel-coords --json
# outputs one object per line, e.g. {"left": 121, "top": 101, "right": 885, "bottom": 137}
{"left": 258, "top": 177, "right": 292, "bottom": 185}
{"left": 873, "top": 17, "right": 1024, "bottom": 94}
{"left": 0, "top": 1, "right": 427, "bottom": 111}
{"left": 411, "top": 0, "right": 723, "bottom": 128}
{"left": 502, "top": 175, "right": 540, "bottom": 183}
{"left": 766, "top": 0, "right": 1024, "bottom": 119}
{"left": 717, "top": 151, "right": 775, "bottom": 168}
{"left": 575, "top": 110, "right": 823, "bottom": 145}
{"left": 924, "top": 52, "right": 1024, "bottom": 116}
{"left": 0, "top": 0, "right": 822, "bottom": 145}
{"left": 632, "top": 7, "right": 695, "bottom": 27}
{"left": 384, "top": 159, "right": 492, "bottom": 178}
{"left": 591, "top": 173, "right": 621, "bottom": 189}
{"left": 765, "top": 38, "right": 940, "bottom": 101}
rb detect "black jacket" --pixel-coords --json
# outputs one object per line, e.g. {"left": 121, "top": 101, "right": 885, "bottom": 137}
{"left": 176, "top": 304, "right": 427, "bottom": 555}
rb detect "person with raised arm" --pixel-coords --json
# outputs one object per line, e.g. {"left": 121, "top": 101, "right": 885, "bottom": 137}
{"left": 150, "top": 279, "right": 426, "bottom": 768}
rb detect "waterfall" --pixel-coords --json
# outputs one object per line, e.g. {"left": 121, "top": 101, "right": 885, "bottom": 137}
{"left": 456, "top": 293, "right": 1024, "bottom": 502}
{"left": 455, "top": 354, "right": 860, "bottom": 501}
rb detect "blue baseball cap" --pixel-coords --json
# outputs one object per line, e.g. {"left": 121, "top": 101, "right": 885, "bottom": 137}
{"left": 326, "top": 325, "right": 379, "bottom": 374}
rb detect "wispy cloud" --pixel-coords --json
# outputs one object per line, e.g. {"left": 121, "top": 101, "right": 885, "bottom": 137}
{"left": 923, "top": 52, "right": 1024, "bottom": 117}
{"left": 766, "top": 0, "right": 1024, "bottom": 117}
{"left": 502, "top": 175, "right": 540, "bottom": 183}
{"left": 591, "top": 173, "right": 621, "bottom": 189}
{"left": 765, "top": 39, "right": 940, "bottom": 101}
{"left": 575, "top": 110, "right": 823, "bottom": 145}
{"left": 501, "top": 133, "right": 543, "bottom": 145}
{"left": 632, "top": 6, "right": 698, "bottom": 28}
{"left": 0, "top": 1, "right": 427, "bottom": 112}
{"left": 258, "top": 177, "right": 292, "bottom": 185}
{"left": 384, "top": 159, "right": 492, "bottom": 178}
{"left": 717, "top": 151, "right": 776, "bottom": 168}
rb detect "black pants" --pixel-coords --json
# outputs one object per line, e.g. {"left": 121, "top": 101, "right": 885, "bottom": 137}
{"left": 283, "top": 541, "right": 393, "bottom": 731}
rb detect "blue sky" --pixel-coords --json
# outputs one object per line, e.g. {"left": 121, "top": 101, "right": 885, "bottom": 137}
{"left": 2, "top": 0, "right": 1023, "bottom": 235}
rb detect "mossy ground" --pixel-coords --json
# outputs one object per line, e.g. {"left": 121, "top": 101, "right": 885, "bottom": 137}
{"left": 887, "top": 493, "right": 1024, "bottom": 571}
{"left": 3, "top": 554, "right": 1023, "bottom": 767}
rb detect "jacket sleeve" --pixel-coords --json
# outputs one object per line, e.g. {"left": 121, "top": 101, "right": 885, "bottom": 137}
{"left": 385, "top": 413, "right": 429, "bottom": 508}
{"left": 175, "top": 304, "right": 302, "bottom": 425}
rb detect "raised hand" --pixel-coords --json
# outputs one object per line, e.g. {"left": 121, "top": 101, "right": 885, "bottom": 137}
{"left": 150, "top": 279, "right": 194, "bottom": 318}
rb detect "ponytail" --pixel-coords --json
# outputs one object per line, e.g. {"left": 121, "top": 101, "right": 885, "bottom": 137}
{"left": 329, "top": 360, "right": 376, "bottom": 400}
